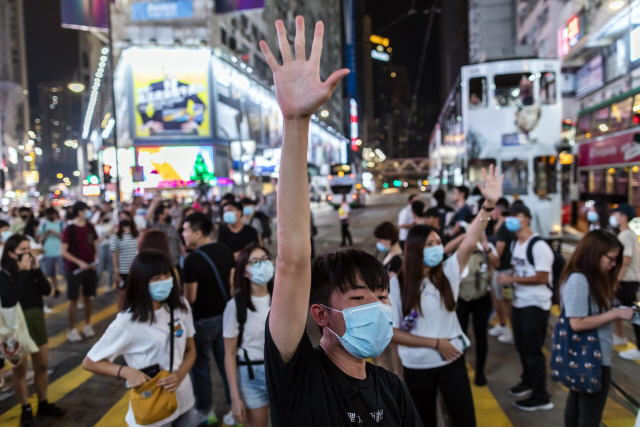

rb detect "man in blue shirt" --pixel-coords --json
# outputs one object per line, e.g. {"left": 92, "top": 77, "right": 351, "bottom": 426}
{"left": 38, "top": 207, "right": 65, "bottom": 297}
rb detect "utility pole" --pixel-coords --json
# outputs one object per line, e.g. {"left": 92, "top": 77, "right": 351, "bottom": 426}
{"left": 107, "top": 1, "right": 122, "bottom": 206}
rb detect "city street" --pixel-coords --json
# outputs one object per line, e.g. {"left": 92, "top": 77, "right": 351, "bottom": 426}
{"left": 0, "top": 192, "right": 638, "bottom": 427}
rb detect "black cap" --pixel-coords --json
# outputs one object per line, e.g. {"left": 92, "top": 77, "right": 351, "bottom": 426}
{"left": 72, "top": 201, "right": 89, "bottom": 215}
{"left": 506, "top": 203, "right": 532, "bottom": 218}
{"left": 611, "top": 204, "right": 636, "bottom": 221}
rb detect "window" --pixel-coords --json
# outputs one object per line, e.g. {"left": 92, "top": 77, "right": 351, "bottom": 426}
{"left": 468, "top": 159, "right": 496, "bottom": 183}
{"left": 494, "top": 73, "right": 533, "bottom": 108}
{"left": 539, "top": 72, "right": 556, "bottom": 105}
{"left": 608, "top": 97, "right": 632, "bottom": 132}
{"left": 502, "top": 159, "right": 529, "bottom": 194}
{"left": 229, "top": 37, "right": 237, "bottom": 51}
{"left": 577, "top": 113, "right": 592, "bottom": 139}
{"left": 592, "top": 107, "right": 610, "bottom": 135}
{"left": 590, "top": 169, "right": 606, "bottom": 194}
{"left": 468, "top": 77, "right": 487, "bottom": 108}
{"left": 632, "top": 167, "right": 640, "bottom": 205}
{"left": 241, "top": 15, "right": 248, "bottom": 30}
{"left": 221, "top": 29, "right": 227, "bottom": 45}
{"left": 579, "top": 171, "right": 589, "bottom": 197}
{"left": 606, "top": 167, "right": 629, "bottom": 196}
{"left": 534, "top": 156, "right": 558, "bottom": 195}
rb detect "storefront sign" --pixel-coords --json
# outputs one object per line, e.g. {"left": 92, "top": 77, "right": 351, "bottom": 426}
{"left": 576, "top": 55, "right": 604, "bottom": 99}
{"left": 83, "top": 185, "right": 101, "bottom": 196}
{"left": 578, "top": 133, "right": 640, "bottom": 167}
{"left": 136, "top": 146, "right": 215, "bottom": 188}
{"left": 131, "top": 1, "right": 193, "bottom": 21}
{"left": 559, "top": 15, "right": 582, "bottom": 57}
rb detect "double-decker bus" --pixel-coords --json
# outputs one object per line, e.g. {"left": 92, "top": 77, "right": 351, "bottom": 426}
{"left": 572, "top": 87, "right": 640, "bottom": 232}
{"left": 326, "top": 163, "right": 364, "bottom": 207}
{"left": 429, "top": 59, "right": 563, "bottom": 238}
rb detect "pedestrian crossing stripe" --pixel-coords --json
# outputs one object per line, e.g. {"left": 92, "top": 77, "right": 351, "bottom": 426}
{"left": 93, "top": 392, "right": 128, "bottom": 427}
{"left": 45, "top": 285, "right": 112, "bottom": 319}
{"left": 47, "top": 303, "right": 120, "bottom": 349}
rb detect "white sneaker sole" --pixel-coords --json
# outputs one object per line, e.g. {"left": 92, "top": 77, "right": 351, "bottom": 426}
{"left": 509, "top": 389, "right": 532, "bottom": 398}
{"left": 513, "top": 401, "right": 554, "bottom": 411}
{"left": 619, "top": 353, "right": 640, "bottom": 361}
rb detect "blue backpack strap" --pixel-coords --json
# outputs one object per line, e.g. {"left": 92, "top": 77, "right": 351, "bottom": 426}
{"left": 195, "top": 249, "right": 229, "bottom": 301}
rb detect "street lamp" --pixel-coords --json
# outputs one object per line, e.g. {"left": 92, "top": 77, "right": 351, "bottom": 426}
{"left": 68, "top": 82, "right": 85, "bottom": 93}
{"left": 320, "top": 110, "right": 330, "bottom": 118}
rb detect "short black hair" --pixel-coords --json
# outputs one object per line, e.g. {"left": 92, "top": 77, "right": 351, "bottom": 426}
{"left": 240, "top": 197, "right": 257, "bottom": 206}
{"left": 310, "top": 249, "right": 389, "bottom": 308}
{"left": 45, "top": 207, "right": 57, "bottom": 217}
{"left": 184, "top": 212, "right": 213, "bottom": 236}
{"left": 224, "top": 201, "right": 243, "bottom": 212}
{"left": 72, "top": 201, "right": 89, "bottom": 216}
{"left": 424, "top": 207, "right": 440, "bottom": 218}
{"left": 496, "top": 198, "right": 509, "bottom": 211}
{"left": 222, "top": 193, "right": 236, "bottom": 202}
{"left": 411, "top": 200, "right": 425, "bottom": 217}
{"left": 456, "top": 186, "right": 470, "bottom": 200}
{"left": 374, "top": 221, "right": 399, "bottom": 244}
{"left": 18, "top": 207, "right": 31, "bottom": 214}
{"left": 433, "top": 189, "right": 446, "bottom": 203}
{"left": 408, "top": 194, "right": 418, "bottom": 203}
{"left": 0, "top": 219, "right": 9, "bottom": 229}
{"left": 153, "top": 203, "right": 169, "bottom": 223}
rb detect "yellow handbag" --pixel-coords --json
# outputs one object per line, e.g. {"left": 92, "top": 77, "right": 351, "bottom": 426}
{"left": 129, "top": 306, "right": 178, "bottom": 425}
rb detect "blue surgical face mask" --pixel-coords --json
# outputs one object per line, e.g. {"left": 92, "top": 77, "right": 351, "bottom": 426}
{"left": 423, "top": 245, "right": 444, "bottom": 267}
{"left": 1, "top": 230, "right": 12, "bottom": 242}
{"left": 149, "top": 278, "right": 174, "bottom": 301}
{"left": 376, "top": 242, "right": 389, "bottom": 253}
{"left": 223, "top": 211, "right": 237, "bottom": 224}
{"left": 505, "top": 217, "right": 522, "bottom": 232}
{"left": 243, "top": 206, "right": 254, "bottom": 216}
{"left": 587, "top": 211, "right": 598, "bottom": 223}
{"left": 85, "top": 210, "right": 93, "bottom": 220}
{"left": 322, "top": 302, "right": 393, "bottom": 359}
{"left": 609, "top": 215, "right": 619, "bottom": 228}
{"left": 248, "top": 261, "right": 275, "bottom": 286}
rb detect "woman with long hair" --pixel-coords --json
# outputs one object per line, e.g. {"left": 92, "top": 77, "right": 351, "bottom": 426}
{"left": 83, "top": 250, "right": 197, "bottom": 427}
{"left": 389, "top": 166, "right": 503, "bottom": 426}
{"left": 110, "top": 211, "right": 140, "bottom": 310}
{"left": 560, "top": 230, "right": 634, "bottom": 427}
{"left": 0, "top": 235, "right": 64, "bottom": 424}
{"left": 374, "top": 221, "right": 403, "bottom": 277}
{"left": 587, "top": 201, "right": 611, "bottom": 231}
{"left": 139, "top": 229, "right": 181, "bottom": 285}
{"left": 223, "top": 243, "right": 274, "bottom": 427}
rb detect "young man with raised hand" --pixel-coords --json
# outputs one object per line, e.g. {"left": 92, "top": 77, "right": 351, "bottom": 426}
{"left": 259, "top": 17, "right": 422, "bottom": 426}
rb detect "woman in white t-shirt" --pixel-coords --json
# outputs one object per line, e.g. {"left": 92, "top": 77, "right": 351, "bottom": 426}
{"left": 223, "top": 243, "right": 274, "bottom": 427}
{"left": 82, "top": 250, "right": 197, "bottom": 427}
{"left": 389, "top": 166, "right": 503, "bottom": 426}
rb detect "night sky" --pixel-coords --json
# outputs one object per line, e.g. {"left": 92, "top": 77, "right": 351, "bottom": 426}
{"left": 22, "top": 0, "right": 441, "bottom": 116}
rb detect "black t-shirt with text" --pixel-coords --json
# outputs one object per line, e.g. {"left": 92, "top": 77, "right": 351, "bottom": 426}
{"left": 495, "top": 222, "right": 517, "bottom": 270}
{"left": 183, "top": 242, "right": 235, "bottom": 320}
{"left": 265, "top": 316, "right": 423, "bottom": 427}
{"left": 218, "top": 225, "right": 259, "bottom": 253}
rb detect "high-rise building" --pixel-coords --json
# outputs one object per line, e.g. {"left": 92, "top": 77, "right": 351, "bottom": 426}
{"left": 0, "top": 0, "right": 31, "bottom": 190}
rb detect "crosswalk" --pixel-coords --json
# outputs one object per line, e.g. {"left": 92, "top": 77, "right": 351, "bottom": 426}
{"left": 0, "top": 283, "right": 638, "bottom": 426}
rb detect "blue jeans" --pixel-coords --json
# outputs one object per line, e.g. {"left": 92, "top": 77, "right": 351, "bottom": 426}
{"left": 190, "top": 315, "right": 231, "bottom": 412}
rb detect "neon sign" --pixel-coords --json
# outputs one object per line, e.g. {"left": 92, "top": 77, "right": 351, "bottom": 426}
{"left": 560, "top": 15, "right": 581, "bottom": 57}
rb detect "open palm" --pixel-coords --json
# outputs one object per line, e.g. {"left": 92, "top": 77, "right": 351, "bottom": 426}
{"left": 260, "top": 17, "right": 350, "bottom": 120}
{"left": 477, "top": 164, "right": 504, "bottom": 203}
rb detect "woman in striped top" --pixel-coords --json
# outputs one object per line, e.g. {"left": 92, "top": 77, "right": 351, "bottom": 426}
{"left": 111, "top": 211, "right": 139, "bottom": 310}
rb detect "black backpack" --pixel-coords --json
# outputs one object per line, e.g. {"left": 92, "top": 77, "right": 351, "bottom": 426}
{"left": 234, "top": 291, "right": 264, "bottom": 380}
{"left": 253, "top": 211, "right": 272, "bottom": 239}
{"left": 513, "top": 236, "right": 566, "bottom": 305}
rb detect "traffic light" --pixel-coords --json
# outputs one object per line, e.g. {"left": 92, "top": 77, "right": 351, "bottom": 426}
{"left": 103, "top": 164, "right": 112, "bottom": 184}
{"left": 88, "top": 160, "right": 100, "bottom": 184}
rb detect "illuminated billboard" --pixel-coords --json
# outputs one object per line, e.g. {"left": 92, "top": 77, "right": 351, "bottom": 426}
{"left": 215, "top": 0, "right": 265, "bottom": 13}
{"left": 60, "top": 0, "right": 108, "bottom": 32}
{"left": 136, "top": 146, "right": 215, "bottom": 188}
{"left": 559, "top": 15, "right": 583, "bottom": 57}
{"left": 122, "top": 48, "right": 213, "bottom": 142}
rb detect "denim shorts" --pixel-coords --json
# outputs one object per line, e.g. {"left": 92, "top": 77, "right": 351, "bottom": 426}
{"left": 237, "top": 364, "right": 269, "bottom": 409}
{"left": 42, "top": 256, "right": 64, "bottom": 278}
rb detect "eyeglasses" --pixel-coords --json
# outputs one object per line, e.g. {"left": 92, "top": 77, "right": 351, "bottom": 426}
{"left": 604, "top": 254, "right": 616, "bottom": 264}
{"left": 248, "top": 257, "right": 272, "bottom": 267}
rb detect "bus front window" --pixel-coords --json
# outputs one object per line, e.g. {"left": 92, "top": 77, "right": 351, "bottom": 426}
{"left": 534, "top": 156, "right": 558, "bottom": 195}
{"left": 494, "top": 73, "right": 533, "bottom": 108}
{"left": 502, "top": 159, "right": 529, "bottom": 195}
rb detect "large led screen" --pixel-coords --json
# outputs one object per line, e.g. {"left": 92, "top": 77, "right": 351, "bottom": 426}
{"left": 136, "top": 146, "right": 214, "bottom": 188}
{"left": 60, "top": 0, "right": 108, "bottom": 31}
{"left": 215, "top": 0, "right": 264, "bottom": 13}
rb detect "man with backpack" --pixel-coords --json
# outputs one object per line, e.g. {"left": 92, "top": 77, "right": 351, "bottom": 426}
{"left": 61, "top": 202, "right": 99, "bottom": 343}
{"left": 497, "top": 203, "right": 555, "bottom": 412}
{"left": 182, "top": 212, "right": 237, "bottom": 426}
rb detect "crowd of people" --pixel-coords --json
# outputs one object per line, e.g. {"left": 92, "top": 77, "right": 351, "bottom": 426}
{"left": 1, "top": 16, "right": 640, "bottom": 427}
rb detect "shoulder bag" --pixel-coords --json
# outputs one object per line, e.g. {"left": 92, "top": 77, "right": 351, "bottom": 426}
{"left": 129, "top": 306, "right": 179, "bottom": 425}
{"left": 195, "top": 248, "right": 229, "bottom": 301}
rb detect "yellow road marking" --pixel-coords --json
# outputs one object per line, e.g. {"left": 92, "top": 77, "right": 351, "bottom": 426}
{"left": 47, "top": 303, "right": 120, "bottom": 349}
{"left": 0, "top": 365, "right": 93, "bottom": 425}
{"left": 93, "top": 392, "right": 129, "bottom": 427}
{"left": 45, "top": 285, "right": 112, "bottom": 319}
{"left": 466, "top": 365, "right": 513, "bottom": 427}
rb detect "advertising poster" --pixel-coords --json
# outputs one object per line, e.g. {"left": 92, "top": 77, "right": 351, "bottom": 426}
{"left": 131, "top": 1, "right": 194, "bottom": 21}
{"left": 215, "top": 0, "right": 265, "bottom": 14}
{"left": 126, "top": 48, "right": 212, "bottom": 141}
{"left": 60, "top": 0, "right": 108, "bottom": 31}
{"left": 137, "top": 146, "right": 215, "bottom": 188}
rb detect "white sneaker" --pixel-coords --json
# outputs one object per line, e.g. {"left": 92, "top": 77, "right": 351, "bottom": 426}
{"left": 498, "top": 329, "right": 514, "bottom": 344}
{"left": 77, "top": 301, "right": 84, "bottom": 310}
{"left": 223, "top": 411, "right": 237, "bottom": 426}
{"left": 43, "top": 305, "right": 53, "bottom": 315}
{"left": 613, "top": 334, "right": 628, "bottom": 347}
{"left": 489, "top": 324, "right": 508, "bottom": 337}
{"left": 67, "top": 329, "right": 82, "bottom": 342}
{"left": 195, "top": 409, "right": 219, "bottom": 426}
{"left": 83, "top": 324, "right": 95, "bottom": 338}
{"left": 619, "top": 348, "right": 640, "bottom": 361}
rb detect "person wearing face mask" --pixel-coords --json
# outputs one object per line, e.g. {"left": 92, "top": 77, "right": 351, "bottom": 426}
{"left": 111, "top": 211, "right": 140, "bottom": 311}
{"left": 223, "top": 244, "right": 274, "bottom": 427}
{"left": 260, "top": 18, "right": 422, "bottom": 427}
{"left": 61, "top": 202, "right": 99, "bottom": 343}
{"left": 0, "top": 219, "right": 12, "bottom": 258}
{"left": 587, "top": 201, "right": 610, "bottom": 232}
{"left": 11, "top": 207, "right": 33, "bottom": 235}
{"left": 148, "top": 203, "right": 185, "bottom": 274}
{"left": 608, "top": 204, "right": 640, "bottom": 361}
{"left": 218, "top": 201, "right": 260, "bottom": 256}
{"left": 497, "top": 203, "right": 555, "bottom": 411}
{"left": 83, "top": 250, "right": 198, "bottom": 427}
{"left": 38, "top": 208, "right": 65, "bottom": 298}
{"left": 240, "top": 198, "right": 265, "bottom": 244}
{"left": 389, "top": 165, "right": 503, "bottom": 426}
{"left": 374, "top": 222, "right": 403, "bottom": 277}
{"left": 0, "top": 235, "right": 66, "bottom": 425}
